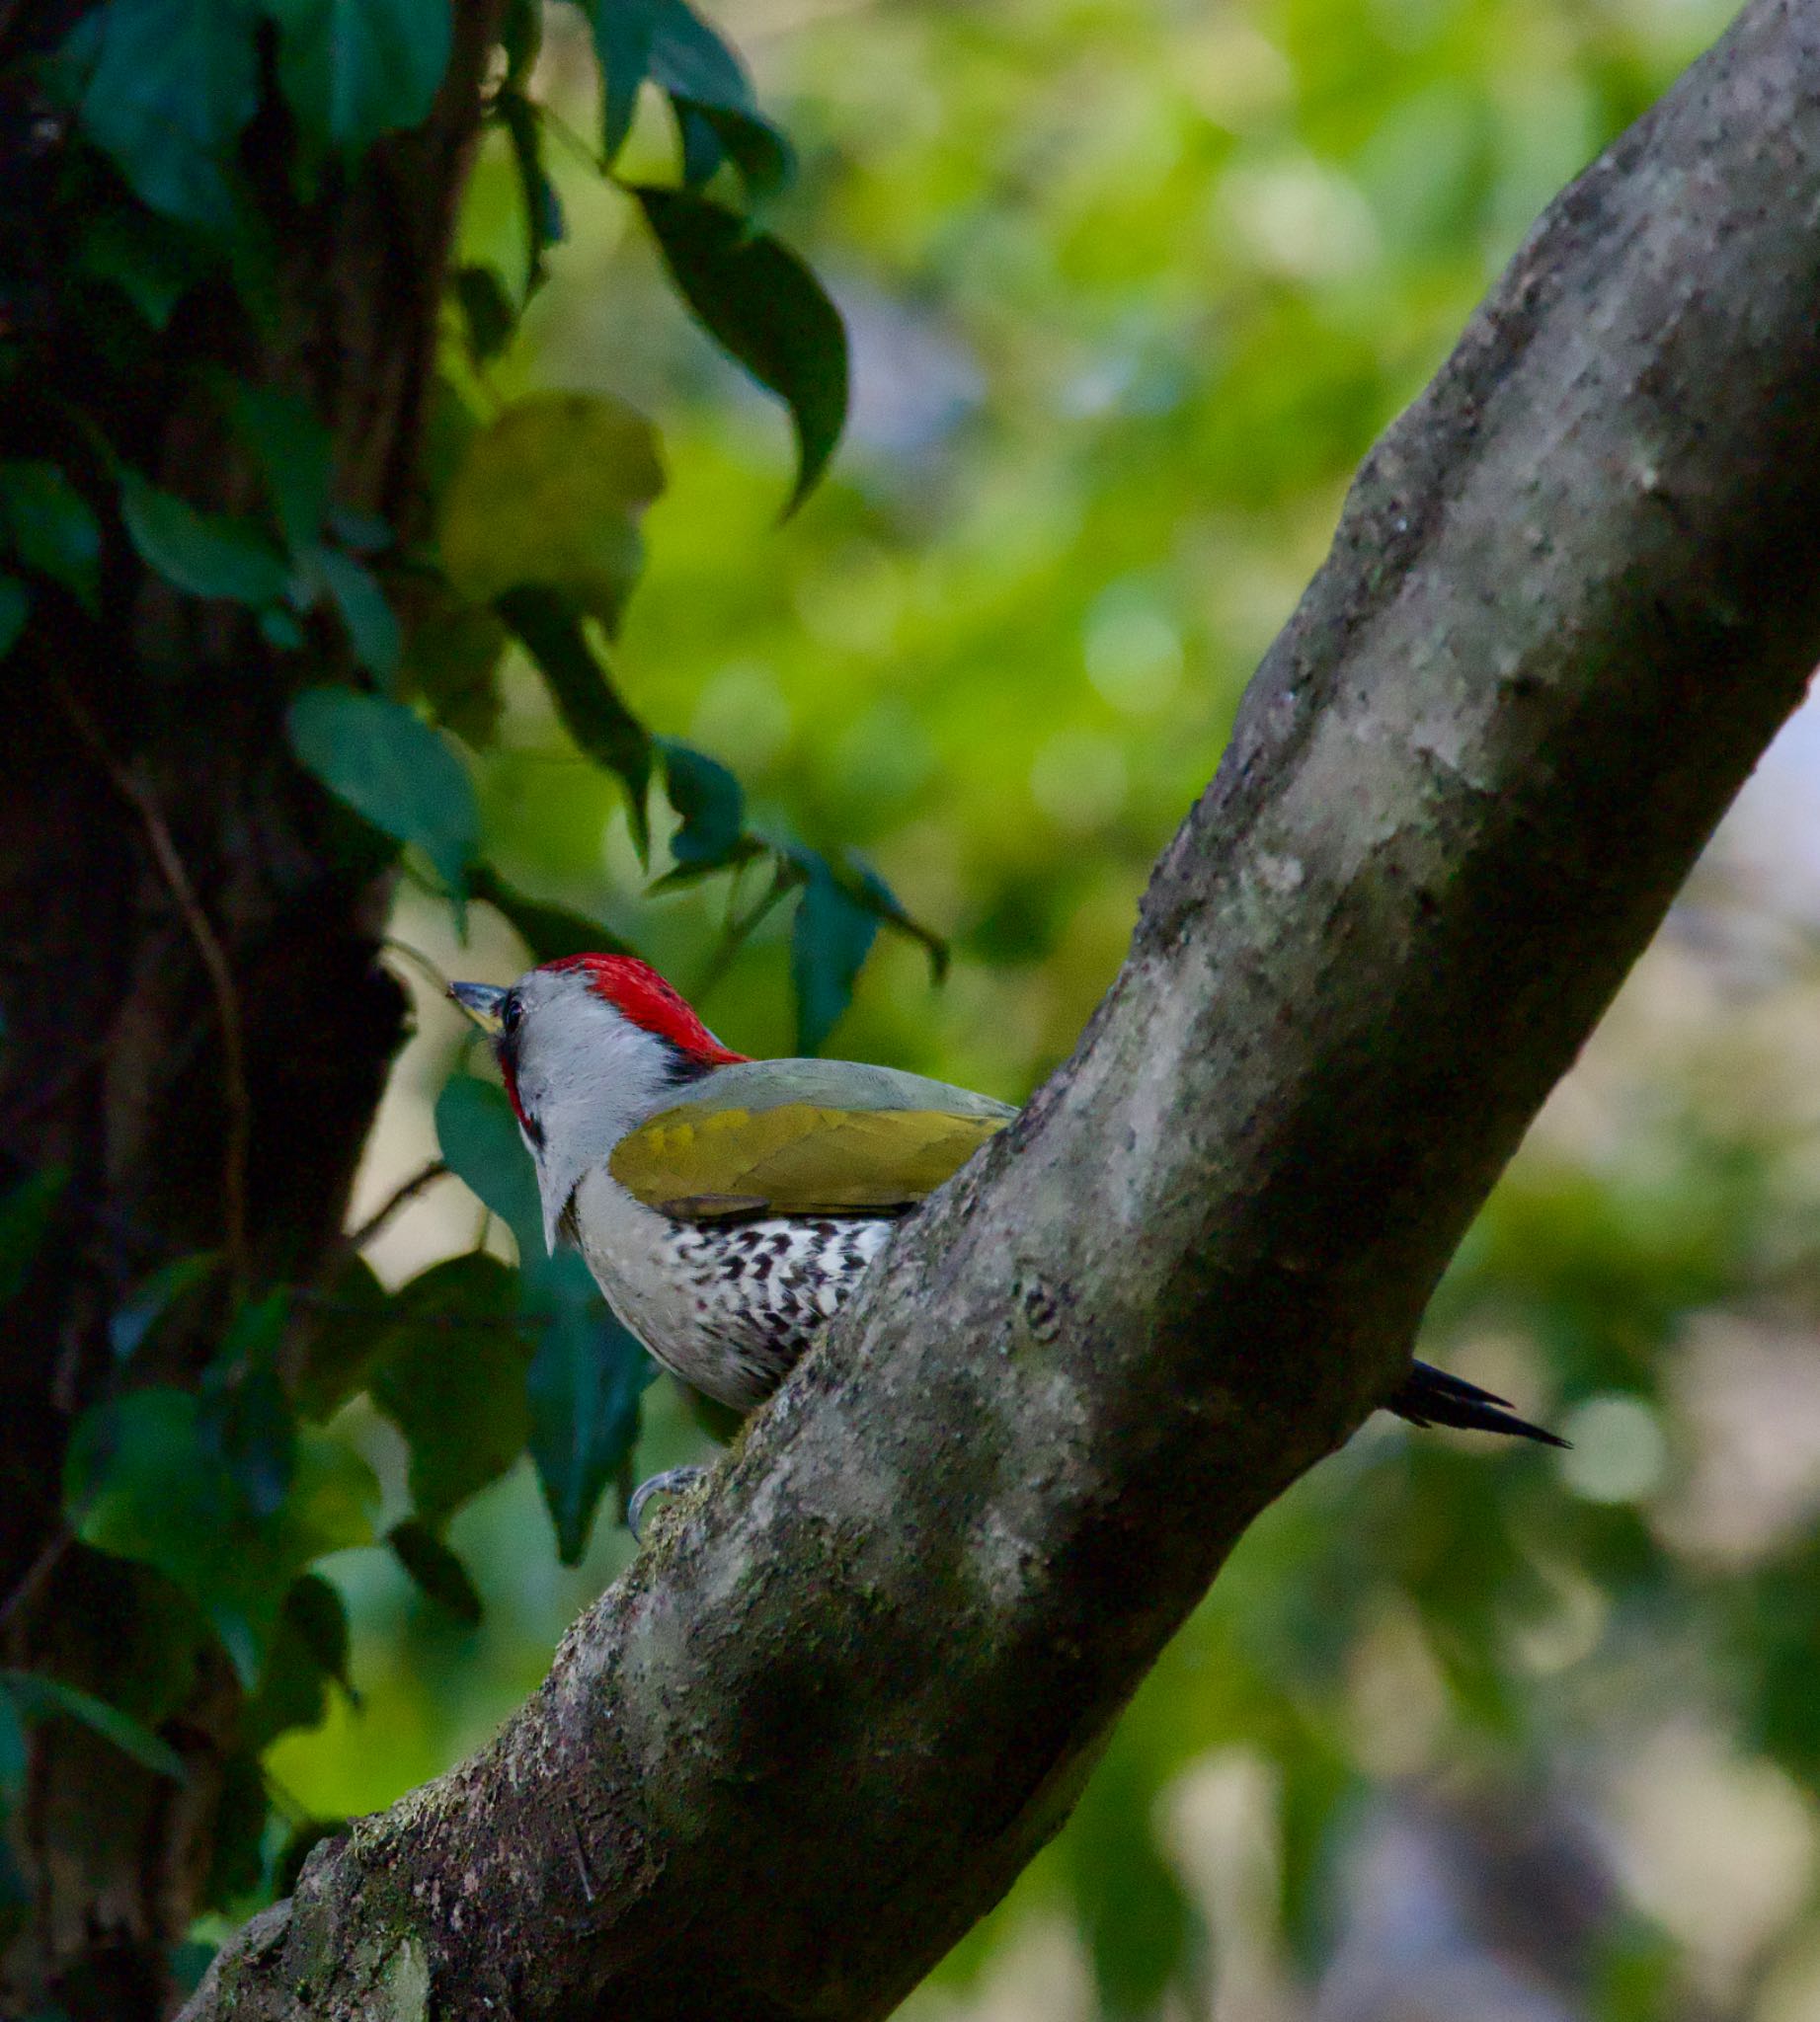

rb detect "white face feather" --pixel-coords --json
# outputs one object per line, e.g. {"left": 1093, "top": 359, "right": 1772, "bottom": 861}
{"left": 506, "top": 968, "right": 687, "bottom": 1253}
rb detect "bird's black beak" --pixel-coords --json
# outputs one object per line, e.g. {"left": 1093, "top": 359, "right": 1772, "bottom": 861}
{"left": 448, "top": 980, "right": 509, "bottom": 1036}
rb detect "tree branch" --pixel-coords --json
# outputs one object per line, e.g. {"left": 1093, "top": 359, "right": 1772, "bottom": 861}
{"left": 183, "top": 3, "right": 1820, "bottom": 2016}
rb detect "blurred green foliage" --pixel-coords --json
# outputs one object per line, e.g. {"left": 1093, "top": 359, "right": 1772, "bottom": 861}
{"left": 20, "top": 0, "right": 1820, "bottom": 2013}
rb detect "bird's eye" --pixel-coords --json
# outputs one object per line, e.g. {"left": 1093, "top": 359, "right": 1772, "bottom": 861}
{"left": 502, "top": 993, "right": 523, "bottom": 1035}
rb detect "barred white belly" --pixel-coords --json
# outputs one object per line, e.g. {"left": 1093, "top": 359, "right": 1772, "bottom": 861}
{"left": 567, "top": 1166, "right": 894, "bottom": 1410}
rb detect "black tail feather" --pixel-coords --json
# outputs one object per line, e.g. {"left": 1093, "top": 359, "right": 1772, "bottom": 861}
{"left": 1389, "top": 1360, "right": 1569, "bottom": 1449}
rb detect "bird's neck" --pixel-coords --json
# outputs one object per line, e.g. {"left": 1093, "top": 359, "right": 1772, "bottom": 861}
{"left": 520, "top": 1015, "right": 711, "bottom": 1255}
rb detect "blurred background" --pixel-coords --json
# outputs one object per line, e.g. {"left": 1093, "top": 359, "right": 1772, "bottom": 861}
{"left": 270, "top": 0, "right": 1820, "bottom": 2013}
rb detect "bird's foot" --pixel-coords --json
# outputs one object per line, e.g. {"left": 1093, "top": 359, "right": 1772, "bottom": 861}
{"left": 628, "top": 1465, "right": 708, "bottom": 1541}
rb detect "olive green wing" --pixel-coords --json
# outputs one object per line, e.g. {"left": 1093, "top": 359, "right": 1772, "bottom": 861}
{"left": 608, "top": 1102, "right": 1011, "bottom": 1221}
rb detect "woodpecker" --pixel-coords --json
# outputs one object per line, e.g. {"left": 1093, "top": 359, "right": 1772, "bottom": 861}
{"left": 450, "top": 954, "right": 1564, "bottom": 1523}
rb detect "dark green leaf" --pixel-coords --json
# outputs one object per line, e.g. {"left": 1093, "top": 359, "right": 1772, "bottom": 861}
{"left": 790, "top": 855, "right": 880, "bottom": 1053}
{"left": 265, "top": 0, "right": 455, "bottom": 158}
{"left": 857, "top": 863, "right": 949, "bottom": 982}
{"left": 672, "top": 98, "right": 795, "bottom": 206}
{"left": 315, "top": 548, "right": 401, "bottom": 679}
{"left": 287, "top": 687, "right": 478, "bottom": 907}
{"left": 201, "top": 1750, "right": 268, "bottom": 1907}
{"left": 368, "top": 1254, "right": 530, "bottom": 1523}
{"left": 400, "top": 585, "right": 507, "bottom": 744}
{"left": 120, "top": 471, "right": 290, "bottom": 606}
{"left": 204, "top": 1294, "right": 297, "bottom": 1520}
{"left": 260, "top": 606, "right": 305, "bottom": 651}
{"left": 112, "top": 1252, "right": 219, "bottom": 1363}
{"left": 0, "top": 463, "right": 102, "bottom": 607}
{"left": 500, "top": 0, "right": 540, "bottom": 82}
{"left": 435, "top": 1075, "right": 542, "bottom": 1252}
{"left": 634, "top": 189, "right": 847, "bottom": 509}
{"left": 170, "top": 1938, "right": 219, "bottom": 1997}
{"left": 282, "top": 1571, "right": 353, "bottom": 1691}
{"left": 591, "top": 0, "right": 752, "bottom": 165}
{"left": 0, "top": 576, "right": 27, "bottom": 658}
{"left": 469, "top": 865, "right": 633, "bottom": 964}
{"left": 0, "top": 1690, "right": 24, "bottom": 1810}
{"left": 1064, "top": 1738, "right": 1197, "bottom": 2019}
{"left": 77, "top": 206, "right": 211, "bottom": 329}
{"left": 0, "top": 1165, "right": 68, "bottom": 1306}
{"left": 495, "top": 90, "right": 564, "bottom": 296}
{"left": 648, "top": 833, "right": 766, "bottom": 894}
{"left": 496, "top": 586, "right": 653, "bottom": 861}
{"left": 676, "top": 99, "right": 722, "bottom": 188}
{"left": 659, "top": 738, "right": 745, "bottom": 867}
{"left": 69, "top": 0, "right": 260, "bottom": 230}
{"left": 388, "top": 1519, "right": 483, "bottom": 1625}
{"left": 524, "top": 1261, "right": 654, "bottom": 1562}
{"left": 453, "top": 265, "right": 516, "bottom": 364}
{"left": 230, "top": 383, "right": 333, "bottom": 555}
{"left": 1, "top": 1671, "right": 187, "bottom": 1782}
{"left": 296, "top": 1254, "right": 391, "bottom": 1419}
{"left": 242, "top": 1573, "right": 352, "bottom": 1750}
{"left": 328, "top": 506, "right": 392, "bottom": 553}
{"left": 65, "top": 1389, "right": 377, "bottom": 1686}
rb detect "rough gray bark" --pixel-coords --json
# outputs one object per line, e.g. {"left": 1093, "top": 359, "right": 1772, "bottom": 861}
{"left": 184, "top": 2, "right": 1820, "bottom": 2017}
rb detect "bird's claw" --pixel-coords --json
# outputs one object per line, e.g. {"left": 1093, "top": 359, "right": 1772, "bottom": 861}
{"left": 628, "top": 1465, "right": 707, "bottom": 1541}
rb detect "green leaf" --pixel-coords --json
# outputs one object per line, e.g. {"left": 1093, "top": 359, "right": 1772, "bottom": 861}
{"left": 1064, "top": 1735, "right": 1197, "bottom": 2019}
{"left": 119, "top": 470, "right": 290, "bottom": 605}
{"left": 77, "top": 205, "right": 211, "bottom": 329}
{"left": 65, "top": 1389, "right": 377, "bottom": 1686}
{"left": 287, "top": 687, "right": 478, "bottom": 907}
{"left": 295, "top": 1254, "right": 391, "bottom": 1421}
{"left": 659, "top": 738, "right": 745, "bottom": 867}
{"left": 590, "top": 0, "right": 754, "bottom": 165}
{"left": 1, "top": 1671, "right": 187, "bottom": 1782}
{"left": 500, "top": 0, "right": 540, "bottom": 82}
{"left": 635, "top": 189, "right": 847, "bottom": 510}
{"left": 264, "top": 0, "right": 455, "bottom": 158}
{"left": 496, "top": 586, "right": 653, "bottom": 861}
{"left": 453, "top": 265, "right": 516, "bottom": 365}
{"left": 400, "top": 586, "right": 507, "bottom": 744}
{"left": 204, "top": 1293, "right": 297, "bottom": 1519}
{"left": 69, "top": 0, "right": 260, "bottom": 231}
{"left": 261, "top": 606, "right": 305, "bottom": 651}
{"left": 438, "top": 391, "right": 664, "bottom": 633}
{"left": 201, "top": 1751, "right": 269, "bottom": 1906}
{"left": 647, "top": 835, "right": 766, "bottom": 894}
{"left": 229, "top": 383, "right": 333, "bottom": 555}
{"left": 435, "top": 1075, "right": 541, "bottom": 1253}
{"left": 495, "top": 90, "right": 564, "bottom": 296}
{"left": 111, "top": 1252, "right": 219, "bottom": 1362}
{"left": 328, "top": 506, "right": 392, "bottom": 553}
{"left": 0, "top": 1689, "right": 25, "bottom": 1810}
{"left": 0, "top": 576, "right": 28, "bottom": 658}
{"left": 388, "top": 1519, "right": 483, "bottom": 1625}
{"left": 672, "top": 99, "right": 795, "bottom": 207}
{"left": 0, "top": 463, "right": 102, "bottom": 607}
{"left": 368, "top": 1255, "right": 530, "bottom": 1524}
{"left": 315, "top": 548, "right": 401, "bottom": 680}
{"left": 790, "top": 856, "right": 881, "bottom": 1053}
{"left": 469, "top": 865, "right": 633, "bottom": 964}
{"left": 243, "top": 1572, "right": 353, "bottom": 1750}
{"left": 0, "top": 1165, "right": 68, "bottom": 1306}
{"left": 524, "top": 1261, "right": 654, "bottom": 1563}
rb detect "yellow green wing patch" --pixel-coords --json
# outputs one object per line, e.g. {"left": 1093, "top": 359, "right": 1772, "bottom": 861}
{"left": 609, "top": 1103, "right": 1009, "bottom": 1220}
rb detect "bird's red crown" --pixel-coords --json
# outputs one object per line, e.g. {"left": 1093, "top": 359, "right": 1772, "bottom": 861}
{"left": 541, "top": 954, "right": 748, "bottom": 1065}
